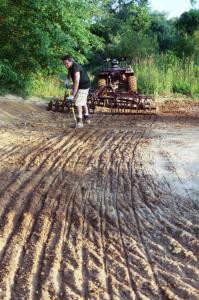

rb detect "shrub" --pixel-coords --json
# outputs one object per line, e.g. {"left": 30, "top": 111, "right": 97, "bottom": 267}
{"left": 24, "top": 73, "right": 65, "bottom": 98}
{"left": 134, "top": 54, "right": 199, "bottom": 97}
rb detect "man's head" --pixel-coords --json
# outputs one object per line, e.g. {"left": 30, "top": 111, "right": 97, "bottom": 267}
{"left": 62, "top": 55, "right": 73, "bottom": 69}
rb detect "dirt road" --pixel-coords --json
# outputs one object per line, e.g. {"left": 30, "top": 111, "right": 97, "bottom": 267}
{"left": 0, "top": 98, "right": 199, "bottom": 300}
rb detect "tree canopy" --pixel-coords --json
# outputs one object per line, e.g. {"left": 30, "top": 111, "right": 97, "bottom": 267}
{"left": 0, "top": 0, "right": 198, "bottom": 93}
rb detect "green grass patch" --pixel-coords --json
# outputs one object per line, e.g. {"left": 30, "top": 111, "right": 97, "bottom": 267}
{"left": 25, "top": 73, "right": 65, "bottom": 98}
{"left": 135, "top": 55, "right": 199, "bottom": 98}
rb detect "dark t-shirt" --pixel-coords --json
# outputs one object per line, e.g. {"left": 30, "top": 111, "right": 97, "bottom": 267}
{"left": 68, "top": 62, "right": 90, "bottom": 89}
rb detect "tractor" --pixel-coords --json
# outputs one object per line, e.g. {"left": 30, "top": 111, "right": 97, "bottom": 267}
{"left": 87, "top": 58, "right": 156, "bottom": 113}
{"left": 97, "top": 58, "right": 137, "bottom": 92}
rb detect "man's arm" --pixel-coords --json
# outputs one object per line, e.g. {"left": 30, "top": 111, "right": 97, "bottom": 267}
{"left": 73, "top": 71, "right": 80, "bottom": 97}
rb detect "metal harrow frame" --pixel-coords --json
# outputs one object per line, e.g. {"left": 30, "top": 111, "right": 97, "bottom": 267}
{"left": 87, "top": 85, "right": 157, "bottom": 114}
{"left": 47, "top": 85, "right": 156, "bottom": 115}
{"left": 47, "top": 98, "right": 73, "bottom": 113}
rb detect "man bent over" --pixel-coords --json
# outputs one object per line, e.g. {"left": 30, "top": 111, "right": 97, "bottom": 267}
{"left": 62, "top": 55, "right": 90, "bottom": 128}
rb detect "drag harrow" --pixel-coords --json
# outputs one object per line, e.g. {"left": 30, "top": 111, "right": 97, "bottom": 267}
{"left": 47, "top": 87, "right": 156, "bottom": 115}
{"left": 87, "top": 85, "right": 157, "bottom": 114}
{"left": 47, "top": 96, "right": 95, "bottom": 114}
{"left": 47, "top": 98, "right": 73, "bottom": 113}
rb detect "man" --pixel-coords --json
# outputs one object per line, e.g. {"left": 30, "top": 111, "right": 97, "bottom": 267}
{"left": 62, "top": 55, "right": 90, "bottom": 128}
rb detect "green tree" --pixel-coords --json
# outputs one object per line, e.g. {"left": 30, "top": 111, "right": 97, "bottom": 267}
{"left": 150, "top": 12, "right": 177, "bottom": 52}
{"left": 174, "top": 9, "right": 199, "bottom": 58}
{"left": 90, "top": 0, "right": 157, "bottom": 64}
{"left": 113, "top": 4, "right": 158, "bottom": 62}
{"left": 0, "top": 0, "right": 103, "bottom": 92}
{"left": 176, "top": 9, "right": 199, "bottom": 34}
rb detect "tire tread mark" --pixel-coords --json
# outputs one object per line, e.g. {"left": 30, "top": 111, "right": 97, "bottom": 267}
{"left": 129, "top": 115, "right": 167, "bottom": 299}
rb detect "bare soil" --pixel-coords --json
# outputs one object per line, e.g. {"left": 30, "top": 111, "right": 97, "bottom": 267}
{"left": 0, "top": 97, "right": 199, "bottom": 300}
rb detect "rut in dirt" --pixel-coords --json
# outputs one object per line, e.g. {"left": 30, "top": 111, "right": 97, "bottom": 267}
{"left": 0, "top": 113, "right": 199, "bottom": 300}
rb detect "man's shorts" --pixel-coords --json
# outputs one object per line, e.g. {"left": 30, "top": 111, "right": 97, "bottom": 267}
{"left": 75, "top": 89, "right": 89, "bottom": 107}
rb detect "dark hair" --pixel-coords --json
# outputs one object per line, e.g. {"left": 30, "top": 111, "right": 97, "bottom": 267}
{"left": 62, "top": 55, "right": 73, "bottom": 62}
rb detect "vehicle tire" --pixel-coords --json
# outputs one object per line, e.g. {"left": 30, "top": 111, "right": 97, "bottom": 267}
{"left": 47, "top": 101, "right": 53, "bottom": 111}
{"left": 97, "top": 78, "right": 106, "bottom": 89}
{"left": 54, "top": 100, "right": 59, "bottom": 112}
{"left": 128, "top": 75, "right": 137, "bottom": 92}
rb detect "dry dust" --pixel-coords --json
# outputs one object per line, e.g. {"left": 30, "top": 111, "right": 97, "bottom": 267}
{"left": 0, "top": 97, "right": 199, "bottom": 300}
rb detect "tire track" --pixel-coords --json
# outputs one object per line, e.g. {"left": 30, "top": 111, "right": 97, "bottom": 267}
{"left": 0, "top": 131, "right": 91, "bottom": 299}
{"left": 89, "top": 115, "right": 160, "bottom": 299}
{"left": 0, "top": 146, "right": 71, "bottom": 298}
{"left": 0, "top": 130, "right": 82, "bottom": 229}
{"left": 109, "top": 132, "right": 139, "bottom": 300}
{"left": 81, "top": 132, "right": 129, "bottom": 300}
{"left": 78, "top": 130, "right": 122, "bottom": 300}
{"left": 0, "top": 135, "right": 69, "bottom": 257}
{"left": 28, "top": 128, "right": 107, "bottom": 298}
{"left": 5, "top": 128, "right": 99, "bottom": 298}
{"left": 110, "top": 120, "right": 163, "bottom": 299}
{"left": 1, "top": 107, "right": 198, "bottom": 300}
{"left": 126, "top": 115, "right": 167, "bottom": 299}
{"left": 0, "top": 135, "right": 61, "bottom": 214}
{"left": 57, "top": 130, "right": 117, "bottom": 299}
{"left": 0, "top": 145, "right": 19, "bottom": 161}
{"left": 39, "top": 128, "right": 127, "bottom": 294}
{"left": 129, "top": 117, "right": 199, "bottom": 299}
{"left": 82, "top": 128, "right": 144, "bottom": 299}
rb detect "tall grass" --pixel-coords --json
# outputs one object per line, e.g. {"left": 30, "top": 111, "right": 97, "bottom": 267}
{"left": 25, "top": 72, "right": 65, "bottom": 98}
{"left": 135, "top": 54, "right": 199, "bottom": 97}
{"left": 24, "top": 54, "right": 199, "bottom": 99}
